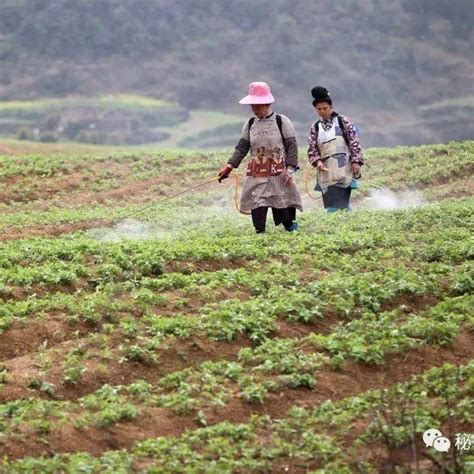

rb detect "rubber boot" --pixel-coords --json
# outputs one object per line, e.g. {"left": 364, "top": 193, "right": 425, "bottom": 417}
{"left": 286, "top": 222, "right": 299, "bottom": 232}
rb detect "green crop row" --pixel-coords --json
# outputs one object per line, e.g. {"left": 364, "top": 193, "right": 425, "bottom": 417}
{"left": 0, "top": 287, "right": 469, "bottom": 443}
{"left": 1, "top": 198, "right": 471, "bottom": 273}
{"left": 0, "top": 141, "right": 472, "bottom": 236}
{"left": 307, "top": 294, "right": 473, "bottom": 364}
{"left": 3, "top": 361, "right": 472, "bottom": 473}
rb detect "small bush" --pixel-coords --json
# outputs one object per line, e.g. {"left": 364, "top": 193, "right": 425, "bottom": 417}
{"left": 39, "top": 132, "right": 57, "bottom": 143}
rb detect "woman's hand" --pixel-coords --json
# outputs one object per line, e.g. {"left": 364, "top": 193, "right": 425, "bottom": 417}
{"left": 316, "top": 160, "right": 329, "bottom": 172}
{"left": 218, "top": 165, "right": 233, "bottom": 182}
{"left": 283, "top": 168, "right": 294, "bottom": 185}
{"left": 351, "top": 162, "right": 361, "bottom": 178}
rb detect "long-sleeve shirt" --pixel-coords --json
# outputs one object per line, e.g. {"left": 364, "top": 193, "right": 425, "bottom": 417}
{"left": 228, "top": 111, "right": 298, "bottom": 169}
{"left": 226, "top": 111, "right": 302, "bottom": 213}
{"left": 308, "top": 113, "right": 363, "bottom": 166}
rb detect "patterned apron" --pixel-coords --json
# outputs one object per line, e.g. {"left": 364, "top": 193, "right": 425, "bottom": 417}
{"left": 316, "top": 116, "right": 352, "bottom": 194}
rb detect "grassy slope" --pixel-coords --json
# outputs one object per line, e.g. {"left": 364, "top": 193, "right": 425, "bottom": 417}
{"left": 0, "top": 95, "right": 172, "bottom": 114}
{"left": 0, "top": 97, "right": 245, "bottom": 149}
{"left": 2, "top": 92, "right": 473, "bottom": 150}
{"left": 0, "top": 141, "right": 472, "bottom": 472}
{"left": 153, "top": 110, "right": 244, "bottom": 149}
{"left": 1, "top": 2, "right": 473, "bottom": 148}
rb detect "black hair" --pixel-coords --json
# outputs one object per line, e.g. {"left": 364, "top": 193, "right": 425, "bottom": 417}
{"left": 311, "top": 86, "right": 332, "bottom": 106}
{"left": 312, "top": 98, "right": 332, "bottom": 107}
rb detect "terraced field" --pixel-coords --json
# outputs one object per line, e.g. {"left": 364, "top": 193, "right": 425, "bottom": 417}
{"left": 0, "top": 140, "right": 472, "bottom": 472}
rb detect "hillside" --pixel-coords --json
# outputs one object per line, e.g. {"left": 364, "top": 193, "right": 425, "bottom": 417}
{"left": 0, "top": 94, "right": 249, "bottom": 147}
{"left": 0, "top": 0, "right": 473, "bottom": 147}
{"left": 0, "top": 141, "right": 472, "bottom": 471}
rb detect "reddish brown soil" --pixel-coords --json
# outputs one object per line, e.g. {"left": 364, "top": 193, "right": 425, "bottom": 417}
{"left": 275, "top": 418, "right": 474, "bottom": 474}
{"left": 1, "top": 280, "right": 87, "bottom": 303}
{"left": 0, "top": 173, "right": 84, "bottom": 204}
{"left": 426, "top": 164, "right": 474, "bottom": 187}
{"left": 0, "top": 219, "right": 111, "bottom": 241}
{"left": 0, "top": 290, "right": 448, "bottom": 403}
{"left": 164, "top": 258, "right": 252, "bottom": 274}
{"left": 0, "top": 172, "right": 199, "bottom": 241}
{"left": 344, "top": 419, "right": 474, "bottom": 474}
{"left": 0, "top": 334, "right": 253, "bottom": 403}
{"left": 0, "top": 154, "right": 472, "bottom": 466}
{"left": 424, "top": 177, "right": 474, "bottom": 201}
{"left": 0, "top": 313, "right": 89, "bottom": 361}
{"left": 68, "top": 176, "right": 171, "bottom": 205}
{"left": 1, "top": 332, "right": 472, "bottom": 460}
{"left": 206, "top": 331, "right": 474, "bottom": 424}
{"left": 274, "top": 314, "right": 343, "bottom": 339}
{"left": 0, "top": 160, "right": 183, "bottom": 208}
{"left": 380, "top": 293, "right": 440, "bottom": 313}
{"left": 1, "top": 406, "right": 196, "bottom": 460}
{"left": 0, "top": 143, "right": 18, "bottom": 155}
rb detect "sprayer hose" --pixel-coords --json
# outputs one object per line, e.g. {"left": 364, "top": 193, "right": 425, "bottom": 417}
{"left": 303, "top": 169, "right": 322, "bottom": 201}
{"left": 231, "top": 173, "right": 251, "bottom": 215}
{"left": 111, "top": 169, "right": 344, "bottom": 227}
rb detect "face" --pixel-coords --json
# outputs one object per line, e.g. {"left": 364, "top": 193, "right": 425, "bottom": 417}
{"left": 315, "top": 102, "right": 332, "bottom": 120}
{"left": 251, "top": 104, "right": 271, "bottom": 118}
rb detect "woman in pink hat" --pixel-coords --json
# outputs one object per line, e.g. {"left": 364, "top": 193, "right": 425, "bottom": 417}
{"left": 218, "top": 82, "right": 303, "bottom": 234}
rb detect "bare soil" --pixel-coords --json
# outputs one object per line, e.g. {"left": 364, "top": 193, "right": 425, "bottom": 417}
{"left": 1, "top": 331, "right": 472, "bottom": 460}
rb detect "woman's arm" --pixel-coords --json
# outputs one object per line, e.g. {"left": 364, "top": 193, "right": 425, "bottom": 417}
{"left": 307, "top": 123, "right": 322, "bottom": 167}
{"left": 340, "top": 115, "right": 363, "bottom": 164}
{"left": 280, "top": 115, "right": 298, "bottom": 170}
{"left": 228, "top": 120, "right": 251, "bottom": 168}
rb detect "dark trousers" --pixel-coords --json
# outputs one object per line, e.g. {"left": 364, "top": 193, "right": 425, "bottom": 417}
{"left": 322, "top": 186, "right": 352, "bottom": 210}
{"left": 251, "top": 206, "right": 296, "bottom": 233}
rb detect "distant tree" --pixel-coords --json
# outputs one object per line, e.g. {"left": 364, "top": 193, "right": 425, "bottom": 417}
{"left": 16, "top": 128, "right": 33, "bottom": 141}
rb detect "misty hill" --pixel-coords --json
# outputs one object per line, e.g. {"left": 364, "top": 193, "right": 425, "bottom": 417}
{"left": 0, "top": 0, "right": 473, "bottom": 147}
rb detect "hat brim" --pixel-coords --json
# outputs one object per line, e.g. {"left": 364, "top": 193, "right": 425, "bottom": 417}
{"left": 239, "top": 93, "right": 275, "bottom": 105}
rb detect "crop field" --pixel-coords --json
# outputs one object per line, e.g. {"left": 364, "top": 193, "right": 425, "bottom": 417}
{"left": 0, "top": 97, "right": 244, "bottom": 149}
{"left": 0, "top": 95, "right": 189, "bottom": 147}
{"left": 0, "top": 140, "right": 472, "bottom": 472}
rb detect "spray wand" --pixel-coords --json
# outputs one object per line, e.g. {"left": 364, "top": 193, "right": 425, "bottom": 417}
{"left": 110, "top": 176, "right": 220, "bottom": 227}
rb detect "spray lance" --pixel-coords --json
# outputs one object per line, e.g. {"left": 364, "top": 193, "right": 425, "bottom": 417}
{"left": 107, "top": 171, "right": 251, "bottom": 229}
{"left": 109, "top": 176, "right": 220, "bottom": 227}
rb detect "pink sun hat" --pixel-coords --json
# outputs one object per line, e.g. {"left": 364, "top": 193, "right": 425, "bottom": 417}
{"left": 238, "top": 81, "right": 275, "bottom": 105}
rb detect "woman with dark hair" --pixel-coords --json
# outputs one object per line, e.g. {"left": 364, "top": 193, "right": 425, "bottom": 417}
{"left": 307, "top": 86, "right": 363, "bottom": 212}
{"left": 218, "top": 81, "right": 303, "bottom": 233}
